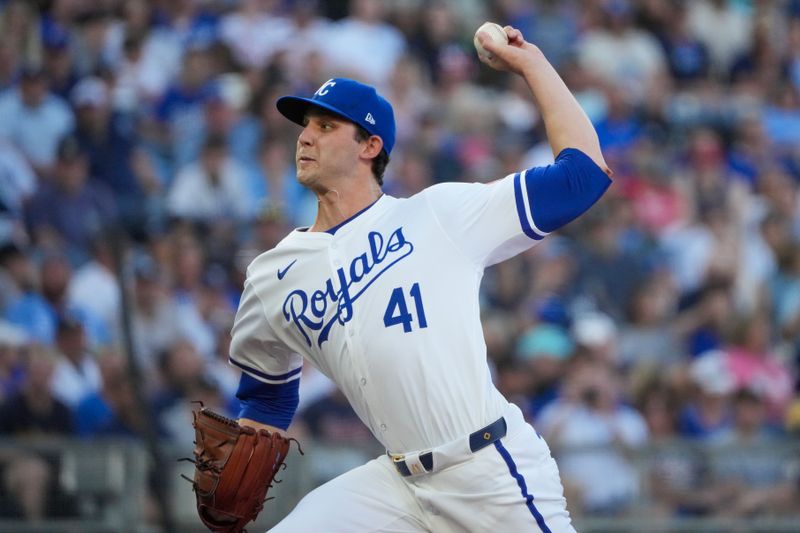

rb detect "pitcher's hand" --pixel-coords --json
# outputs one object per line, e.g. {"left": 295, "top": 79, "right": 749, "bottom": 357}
{"left": 476, "top": 26, "right": 542, "bottom": 76}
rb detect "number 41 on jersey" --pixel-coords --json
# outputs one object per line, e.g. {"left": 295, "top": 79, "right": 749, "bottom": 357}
{"left": 383, "top": 283, "right": 428, "bottom": 332}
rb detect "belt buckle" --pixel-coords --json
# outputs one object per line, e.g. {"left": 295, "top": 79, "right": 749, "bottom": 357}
{"left": 390, "top": 451, "right": 428, "bottom": 476}
{"left": 389, "top": 452, "right": 411, "bottom": 477}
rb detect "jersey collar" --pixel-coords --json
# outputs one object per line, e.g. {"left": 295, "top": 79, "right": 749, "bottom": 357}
{"left": 325, "top": 194, "right": 384, "bottom": 235}
{"left": 294, "top": 194, "right": 389, "bottom": 240}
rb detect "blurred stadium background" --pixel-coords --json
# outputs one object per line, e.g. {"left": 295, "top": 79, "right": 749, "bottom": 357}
{"left": 0, "top": 0, "right": 799, "bottom": 531}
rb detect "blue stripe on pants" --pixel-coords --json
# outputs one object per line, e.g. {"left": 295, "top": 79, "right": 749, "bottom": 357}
{"left": 494, "top": 440, "right": 552, "bottom": 533}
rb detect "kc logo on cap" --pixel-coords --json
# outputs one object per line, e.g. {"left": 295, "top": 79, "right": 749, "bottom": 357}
{"left": 276, "top": 78, "right": 396, "bottom": 155}
{"left": 314, "top": 79, "right": 336, "bottom": 97}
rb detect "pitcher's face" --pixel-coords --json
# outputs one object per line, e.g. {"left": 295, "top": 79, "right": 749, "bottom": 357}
{"left": 295, "top": 111, "right": 362, "bottom": 189}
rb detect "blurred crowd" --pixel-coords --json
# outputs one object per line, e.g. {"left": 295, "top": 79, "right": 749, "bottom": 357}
{"left": 0, "top": 0, "right": 799, "bottom": 525}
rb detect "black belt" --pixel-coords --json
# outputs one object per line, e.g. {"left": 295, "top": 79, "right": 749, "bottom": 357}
{"left": 391, "top": 417, "right": 507, "bottom": 477}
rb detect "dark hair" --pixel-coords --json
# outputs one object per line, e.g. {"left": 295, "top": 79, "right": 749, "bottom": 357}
{"left": 354, "top": 125, "right": 390, "bottom": 186}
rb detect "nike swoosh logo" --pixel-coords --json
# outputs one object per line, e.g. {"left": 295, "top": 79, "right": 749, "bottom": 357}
{"left": 277, "top": 259, "right": 297, "bottom": 280}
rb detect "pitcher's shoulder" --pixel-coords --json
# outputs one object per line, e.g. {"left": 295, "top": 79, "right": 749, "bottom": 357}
{"left": 245, "top": 236, "right": 303, "bottom": 278}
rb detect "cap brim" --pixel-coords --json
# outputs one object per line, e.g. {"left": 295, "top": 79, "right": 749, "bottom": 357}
{"left": 276, "top": 96, "right": 354, "bottom": 127}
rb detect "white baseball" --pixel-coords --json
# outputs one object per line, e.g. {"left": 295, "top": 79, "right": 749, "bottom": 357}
{"left": 473, "top": 22, "right": 508, "bottom": 60}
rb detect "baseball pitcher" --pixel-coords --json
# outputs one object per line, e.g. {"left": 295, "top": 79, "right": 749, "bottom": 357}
{"left": 189, "top": 25, "right": 613, "bottom": 532}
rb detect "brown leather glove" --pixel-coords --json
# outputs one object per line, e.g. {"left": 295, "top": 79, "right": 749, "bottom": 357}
{"left": 187, "top": 405, "right": 299, "bottom": 533}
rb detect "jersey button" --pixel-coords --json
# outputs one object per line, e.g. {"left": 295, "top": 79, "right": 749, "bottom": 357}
{"left": 380, "top": 424, "right": 387, "bottom": 431}
{"left": 360, "top": 378, "right": 367, "bottom": 385}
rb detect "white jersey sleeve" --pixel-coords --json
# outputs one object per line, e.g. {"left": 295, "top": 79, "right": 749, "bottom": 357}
{"left": 424, "top": 149, "right": 612, "bottom": 267}
{"left": 423, "top": 173, "right": 538, "bottom": 268}
{"left": 229, "top": 276, "right": 302, "bottom": 384}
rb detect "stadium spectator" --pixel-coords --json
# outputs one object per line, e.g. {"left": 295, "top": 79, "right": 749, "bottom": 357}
{"left": 128, "top": 253, "right": 180, "bottom": 379}
{"left": 150, "top": 46, "right": 216, "bottom": 172}
{"left": 723, "top": 311, "right": 794, "bottom": 421}
{"left": 516, "top": 323, "right": 574, "bottom": 418}
{"left": 49, "top": 313, "right": 101, "bottom": 409}
{"left": 74, "top": 352, "right": 148, "bottom": 438}
{"left": 687, "top": 0, "right": 753, "bottom": 76}
{"left": 71, "top": 76, "right": 155, "bottom": 230}
{"left": 166, "top": 133, "right": 252, "bottom": 223}
{"left": 571, "top": 311, "right": 618, "bottom": 364}
{"left": 0, "top": 65, "right": 74, "bottom": 175}
{"left": 25, "top": 135, "right": 118, "bottom": 261}
{"left": 0, "top": 345, "right": 75, "bottom": 520}
{"left": 502, "top": 0, "right": 579, "bottom": 69}
{"left": 680, "top": 280, "right": 733, "bottom": 357}
{"left": 0, "top": 139, "right": 37, "bottom": 245}
{"left": 0, "top": 1, "right": 42, "bottom": 78}
{"left": 219, "top": 0, "right": 294, "bottom": 70}
{"left": 679, "top": 351, "right": 736, "bottom": 439}
{"left": 656, "top": 0, "right": 710, "bottom": 84}
{"left": 409, "top": 1, "right": 465, "bottom": 86}
{"left": 637, "top": 373, "right": 751, "bottom": 518}
{"left": 40, "top": 33, "right": 77, "bottom": 100}
{"left": 0, "top": 243, "right": 56, "bottom": 344}
{"left": 538, "top": 359, "right": 648, "bottom": 515}
{"left": 280, "top": 0, "right": 333, "bottom": 82}
{"left": 708, "top": 388, "right": 799, "bottom": 517}
{"left": 322, "top": 0, "right": 407, "bottom": 86}
{"left": 578, "top": 0, "right": 667, "bottom": 102}
{"left": 112, "top": 7, "right": 180, "bottom": 109}
{"left": 65, "top": 235, "right": 120, "bottom": 343}
{"left": 154, "top": 339, "right": 228, "bottom": 450}
{"left": 574, "top": 206, "right": 648, "bottom": 320}
{"left": 711, "top": 389, "right": 785, "bottom": 481}
{"left": 618, "top": 273, "right": 683, "bottom": 367}
{"left": 35, "top": 250, "right": 107, "bottom": 349}
{"left": 165, "top": 232, "right": 217, "bottom": 359}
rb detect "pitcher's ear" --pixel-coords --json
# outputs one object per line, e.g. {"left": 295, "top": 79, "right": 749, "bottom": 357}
{"left": 362, "top": 135, "right": 384, "bottom": 159}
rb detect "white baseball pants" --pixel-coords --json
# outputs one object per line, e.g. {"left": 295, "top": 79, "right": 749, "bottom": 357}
{"left": 269, "top": 404, "right": 575, "bottom": 532}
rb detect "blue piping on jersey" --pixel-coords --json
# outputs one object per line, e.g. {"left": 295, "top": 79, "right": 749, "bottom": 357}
{"left": 513, "top": 172, "right": 545, "bottom": 240}
{"left": 494, "top": 440, "right": 552, "bottom": 533}
{"left": 515, "top": 148, "right": 612, "bottom": 239}
{"left": 229, "top": 357, "right": 302, "bottom": 383}
{"left": 325, "top": 194, "right": 384, "bottom": 235}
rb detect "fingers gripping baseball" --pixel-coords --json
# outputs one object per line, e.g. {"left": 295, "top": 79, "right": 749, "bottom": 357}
{"left": 475, "top": 24, "right": 535, "bottom": 74}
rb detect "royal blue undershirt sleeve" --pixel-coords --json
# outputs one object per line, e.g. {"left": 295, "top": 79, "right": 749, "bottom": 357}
{"left": 521, "top": 147, "right": 612, "bottom": 235}
{"left": 235, "top": 373, "right": 300, "bottom": 430}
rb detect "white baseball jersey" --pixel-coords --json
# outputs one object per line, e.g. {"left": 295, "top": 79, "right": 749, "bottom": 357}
{"left": 230, "top": 171, "right": 547, "bottom": 453}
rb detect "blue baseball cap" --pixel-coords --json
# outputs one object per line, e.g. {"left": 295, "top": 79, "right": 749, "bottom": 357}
{"left": 276, "top": 78, "right": 396, "bottom": 155}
